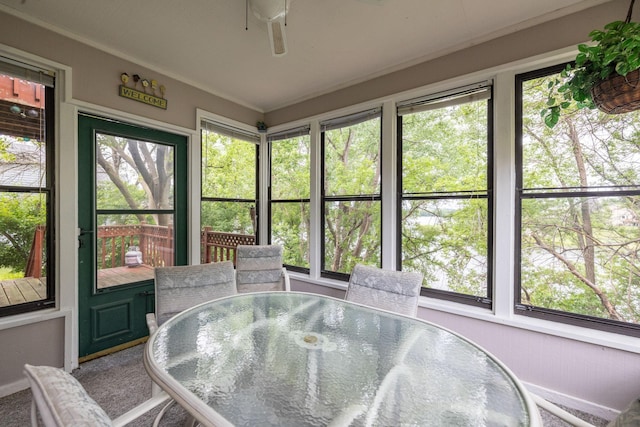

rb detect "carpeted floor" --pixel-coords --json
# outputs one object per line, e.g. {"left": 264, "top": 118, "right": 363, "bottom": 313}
{"left": 0, "top": 343, "right": 611, "bottom": 426}
{"left": 0, "top": 344, "right": 190, "bottom": 426}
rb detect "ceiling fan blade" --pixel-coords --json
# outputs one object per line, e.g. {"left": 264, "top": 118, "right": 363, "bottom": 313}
{"left": 268, "top": 19, "right": 288, "bottom": 57}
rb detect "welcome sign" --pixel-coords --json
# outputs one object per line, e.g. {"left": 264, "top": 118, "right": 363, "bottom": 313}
{"left": 118, "top": 73, "right": 167, "bottom": 109}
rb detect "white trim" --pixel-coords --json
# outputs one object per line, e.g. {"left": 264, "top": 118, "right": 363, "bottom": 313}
{"left": 0, "top": 377, "right": 29, "bottom": 399}
{"left": 73, "top": 100, "right": 196, "bottom": 136}
{"left": 58, "top": 102, "right": 78, "bottom": 370}
{"left": 189, "top": 121, "right": 201, "bottom": 265}
{"left": 380, "top": 99, "right": 397, "bottom": 269}
{"left": 259, "top": 132, "right": 269, "bottom": 244}
{"left": 492, "top": 69, "right": 517, "bottom": 320}
{"left": 308, "top": 121, "right": 321, "bottom": 280}
{"left": 0, "top": 307, "right": 70, "bottom": 332}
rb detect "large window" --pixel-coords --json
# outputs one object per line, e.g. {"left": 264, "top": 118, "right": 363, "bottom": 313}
{"left": 269, "top": 126, "right": 311, "bottom": 272}
{"left": 0, "top": 58, "right": 55, "bottom": 316}
{"left": 201, "top": 121, "right": 259, "bottom": 262}
{"left": 397, "top": 83, "right": 493, "bottom": 306}
{"left": 517, "top": 64, "right": 640, "bottom": 336}
{"left": 321, "top": 109, "right": 382, "bottom": 278}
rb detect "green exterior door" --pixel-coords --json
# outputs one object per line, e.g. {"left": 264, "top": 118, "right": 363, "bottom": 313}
{"left": 77, "top": 114, "right": 187, "bottom": 358}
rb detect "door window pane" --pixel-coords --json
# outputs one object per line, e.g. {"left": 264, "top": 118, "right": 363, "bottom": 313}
{"left": 96, "top": 214, "right": 173, "bottom": 289}
{"left": 96, "top": 134, "right": 174, "bottom": 210}
{"left": 95, "top": 134, "right": 176, "bottom": 290}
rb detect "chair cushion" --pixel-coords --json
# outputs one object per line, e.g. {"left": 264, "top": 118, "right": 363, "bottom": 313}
{"left": 346, "top": 264, "right": 423, "bottom": 316}
{"left": 24, "top": 364, "right": 112, "bottom": 427}
{"left": 236, "top": 245, "right": 285, "bottom": 291}
{"left": 154, "top": 261, "right": 237, "bottom": 325}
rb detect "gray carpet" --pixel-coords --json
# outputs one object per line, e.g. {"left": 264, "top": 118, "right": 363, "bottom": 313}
{"left": 0, "top": 343, "right": 611, "bottom": 426}
{"left": 0, "top": 344, "right": 190, "bottom": 426}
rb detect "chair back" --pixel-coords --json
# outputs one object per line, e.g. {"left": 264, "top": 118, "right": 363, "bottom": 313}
{"left": 345, "top": 263, "right": 423, "bottom": 316}
{"left": 23, "top": 364, "right": 112, "bottom": 427}
{"left": 154, "top": 260, "right": 236, "bottom": 326}
{"left": 236, "top": 245, "right": 290, "bottom": 292}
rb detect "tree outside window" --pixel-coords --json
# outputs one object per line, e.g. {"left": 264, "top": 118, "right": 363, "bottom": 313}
{"left": 201, "top": 122, "right": 258, "bottom": 239}
{"left": 269, "top": 127, "right": 311, "bottom": 271}
{"left": 517, "top": 65, "right": 640, "bottom": 335}
{"left": 398, "top": 84, "right": 493, "bottom": 305}
{"left": 321, "top": 109, "right": 382, "bottom": 277}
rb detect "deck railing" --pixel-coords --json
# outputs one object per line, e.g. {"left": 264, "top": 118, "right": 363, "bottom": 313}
{"left": 25, "top": 225, "right": 256, "bottom": 277}
{"left": 97, "top": 224, "right": 174, "bottom": 269}
{"left": 200, "top": 227, "right": 255, "bottom": 265}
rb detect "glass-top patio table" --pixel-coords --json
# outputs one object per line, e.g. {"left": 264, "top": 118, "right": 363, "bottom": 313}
{"left": 144, "top": 291, "right": 541, "bottom": 427}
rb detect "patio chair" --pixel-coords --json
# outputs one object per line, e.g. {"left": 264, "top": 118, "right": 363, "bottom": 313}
{"left": 23, "top": 363, "right": 171, "bottom": 427}
{"left": 345, "top": 263, "right": 423, "bottom": 317}
{"left": 531, "top": 393, "right": 640, "bottom": 427}
{"left": 147, "top": 260, "right": 237, "bottom": 334}
{"left": 235, "top": 244, "right": 291, "bottom": 293}
{"left": 145, "top": 260, "right": 238, "bottom": 425}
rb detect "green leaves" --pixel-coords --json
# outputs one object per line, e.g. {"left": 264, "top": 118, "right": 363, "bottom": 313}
{"left": 541, "top": 19, "right": 640, "bottom": 128}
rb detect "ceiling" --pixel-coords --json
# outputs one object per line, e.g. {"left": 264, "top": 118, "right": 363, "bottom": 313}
{"left": 0, "top": 0, "right": 614, "bottom": 112}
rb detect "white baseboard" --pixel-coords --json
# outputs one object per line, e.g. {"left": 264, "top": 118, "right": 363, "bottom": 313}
{"left": 0, "top": 377, "right": 29, "bottom": 399}
{"left": 524, "top": 381, "right": 619, "bottom": 421}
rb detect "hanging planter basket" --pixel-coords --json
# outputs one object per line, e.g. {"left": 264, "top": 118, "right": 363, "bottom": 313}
{"left": 591, "top": 68, "right": 640, "bottom": 114}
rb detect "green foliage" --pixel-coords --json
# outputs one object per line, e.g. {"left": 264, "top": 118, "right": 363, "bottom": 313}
{"left": 0, "top": 193, "right": 46, "bottom": 275}
{"left": 201, "top": 130, "right": 257, "bottom": 234}
{"left": 522, "top": 67, "right": 640, "bottom": 324}
{"left": 270, "top": 135, "right": 311, "bottom": 267}
{"left": 542, "top": 20, "right": 640, "bottom": 128}
{"left": 401, "top": 100, "right": 489, "bottom": 296}
{"left": 0, "top": 266, "right": 23, "bottom": 281}
{"left": 202, "top": 132, "right": 256, "bottom": 200}
{"left": 323, "top": 118, "right": 382, "bottom": 272}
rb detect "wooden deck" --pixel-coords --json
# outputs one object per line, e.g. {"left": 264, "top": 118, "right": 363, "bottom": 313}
{"left": 97, "top": 265, "right": 155, "bottom": 289}
{"left": 0, "top": 265, "right": 156, "bottom": 306}
{"left": 0, "top": 276, "right": 47, "bottom": 307}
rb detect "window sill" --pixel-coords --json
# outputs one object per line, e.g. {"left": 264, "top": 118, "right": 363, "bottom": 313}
{"left": 422, "top": 297, "right": 640, "bottom": 354}
{"left": 0, "top": 307, "right": 69, "bottom": 332}
{"left": 289, "top": 272, "right": 640, "bottom": 354}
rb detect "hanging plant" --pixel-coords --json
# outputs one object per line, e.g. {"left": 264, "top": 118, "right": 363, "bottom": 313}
{"left": 541, "top": 0, "right": 640, "bottom": 128}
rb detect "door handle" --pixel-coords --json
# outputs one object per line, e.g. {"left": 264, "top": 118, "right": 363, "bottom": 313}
{"left": 137, "top": 290, "right": 155, "bottom": 297}
{"left": 78, "top": 228, "right": 94, "bottom": 248}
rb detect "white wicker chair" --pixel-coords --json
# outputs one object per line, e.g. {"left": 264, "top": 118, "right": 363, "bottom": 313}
{"left": 235, "top": 245, "right": 291, "bottom": 293}
{"left": 345, "top": 263, "right": 423, "bottom": 317}
{"left": 23, "top": 364, "right": 170, "bottom": 427}
{"left": 146, "top": 260, "right": 237, "bottom": 334}
{"left": 531, "top": 393, "right": 640, "bottom": 427}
